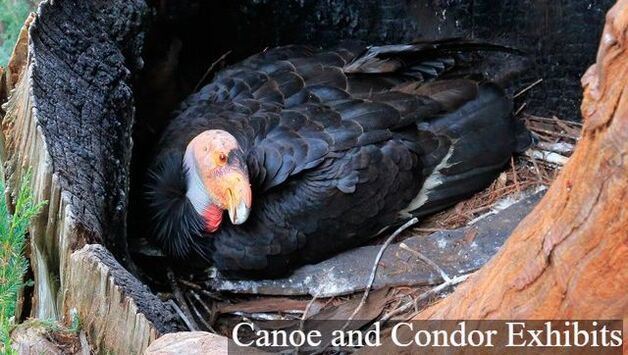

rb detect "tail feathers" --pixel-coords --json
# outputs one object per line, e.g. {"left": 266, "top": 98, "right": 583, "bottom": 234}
{"left": 402, "top": 83, "right": 522, "bottom": 217}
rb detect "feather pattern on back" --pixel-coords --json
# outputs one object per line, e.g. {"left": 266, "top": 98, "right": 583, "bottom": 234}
{"left": 148, "top": 39, "right": 530, "bottom": 278}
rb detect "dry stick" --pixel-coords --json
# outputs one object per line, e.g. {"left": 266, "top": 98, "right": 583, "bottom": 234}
{"left": 413, "top": 274, "right": 468, "bottom": 306}
{"left": 527, "top": 155, "right": 548, "bottom": 184}
{"left": 378, "top": 295, "right": 417, "bottom": 324}
{"left": 179, "top": 280, "right": 226, "bottom": 301}
{"left": 405, "top": 274, "right": 471, "bottom": 320}
{"left": 179, "top": 279, "right": 225, "bottom": 301}
{"left": 379, "top": 274, "right": 471, "bottom": 324}
{"left": 413, "top": 227, "right": 447, "bottom": 233}
{"left": 536, "top": 141, "right": 575, "bottom": 155}
{"left": 514, "top": 102, "right": 527, "bottom": 116}
{"left": 190, "top": 290, "right": 215, "bottom": 325}
{"left": 553, "top": 116, "right": 582, "bottom": 137}
{"left": 342, "top": 218, "right": 418, "bottom": 330}
{"left": 526, "top": 115, "right": 583, "bottom": 128}
{"left": 398, "top": 243, "right": 451, "bottom": 283}
{"left": 311, "top": 218, "right": 419, "bottom": 355}
{"left": 167, "top": 269, "right": 200, "bottom": 331}
{"left": 513, "top": 78, "right": 543, "bottom": 98}
{"left": 199, "top": 289, "right": 227, "bottom": 302}
{"left": 525, "top": 149, "right": 569, "bottom": 166}
{"left": 529, "top": 126, "right": 579, "bottom": 141}
{"left": 511, "top": 157, "right": 521, "bottom": 193}
{"left": 186, "top": 293, "right": 216, "bottom": 332}
{"left": 531, "top": 130, "right": 560, "bottom": 143}
{"left": 192, "top": 50, "right": 232, "bottom": 92}
{"left": 168, "top": 300, "right": 198, "bottom": 331}
{"left": 463, "top": 204, "right": 494, "bottom": 217}
{"left": 295, "top": 293, "right": 321, "bottom": 354}
{"left": 300, "top": 293, "right": 320, "bottom": 325}
{"left": 178, "top": 279, "right": 202, "bottom": 289}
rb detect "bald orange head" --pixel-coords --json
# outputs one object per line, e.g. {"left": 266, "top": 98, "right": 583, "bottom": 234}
{"left": 184, "top": 130, "right": 252, "bottom": 232}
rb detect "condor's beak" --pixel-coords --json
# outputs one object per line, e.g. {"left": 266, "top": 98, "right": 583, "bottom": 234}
{"left": 223, "top": 170, "right": 252, "bottom": 225}
{"left": 226, "top": 183, "right": 251, "bottom": 225}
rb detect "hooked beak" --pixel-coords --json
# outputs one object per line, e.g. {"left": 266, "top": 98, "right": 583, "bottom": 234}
{"left": 227, "top": 185, "right": 251, "bottom": 225}
{"left": 222, "top": 169, "right": 252, "bottom": 225}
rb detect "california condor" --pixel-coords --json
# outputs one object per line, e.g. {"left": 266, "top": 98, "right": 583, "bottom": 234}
{"left": 147, "top": 40, "right": 531, "bottom": 278}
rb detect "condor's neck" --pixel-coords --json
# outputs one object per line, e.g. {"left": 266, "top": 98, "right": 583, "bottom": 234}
{"left": 183, "top": 148, "right": 211, "bottom": 215}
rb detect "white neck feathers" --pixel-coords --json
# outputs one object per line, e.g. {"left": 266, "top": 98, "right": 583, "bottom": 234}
{"left": 183, "top": 148, "right": 211, "bottom": 215}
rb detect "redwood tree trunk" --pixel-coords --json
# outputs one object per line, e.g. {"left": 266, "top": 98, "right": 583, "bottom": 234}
{"left": 368, "top": 0, "right": 627, "bottom": 352}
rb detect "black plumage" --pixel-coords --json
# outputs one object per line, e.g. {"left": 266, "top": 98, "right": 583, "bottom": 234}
{"left": 148, "top": 39, "right": 531, "bottom": 278}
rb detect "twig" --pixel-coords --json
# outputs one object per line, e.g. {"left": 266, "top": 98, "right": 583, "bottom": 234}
{"left": 415, "top": 274, "right": 469, "bottom": 305}
{"left": 526, "top": 114, "right": 582, "bottom": 127}
{"left": 186, "top": 293, "right": 216, "bottom": 332}
{"left": 295, "top": 293, "right": 320, "bottom": 354}
{"left": 526, "top": 154, "right": 548, "bottom": 184}
{"left": 167, "top": 269, "right": 200, "bottom": 331}
{"left": 377, "top": 273, "right": 470, "bottom": 327}
{"left": 412, "top": 227, "right": 446, "bottom": 233}
{"left": 514, "top": 102, "right": 527, "bottom": 116}
{"left": 398, "top": 243, "right": 451, "bottom": 283}
{"left": 511, "top": 157, "right": 520, "bottom": 193}
{"left": 536, "top": 141, "right": 575, "bottom": 155}
{"left": 168, "top": 300, "right": 197, "bottom": 331}
{"left": 186, "top": 286, "right": 227, "bottom": 302}
{"left": 312, "top": 218, "right": 418, "bottom": 355}
{"left": 193, "top": 50, "right": 232, "bottom": 92}
{"left": 300, "top": 294, "right": 320, "bottom": 325}
{"left": 514, "top": 78, "right": 543, "bottom": 98}
{"left": 463, "top": 204, "right": 494, "bottom": 216}
{"left": 527, "top": 126, "right": 579, "bottom": 141}
{"left": 190, "top": 290, "right": 215, "bottom": 324}
{"left": 178, "top": 279, "right": 202, "bottom": 289}
{"left": 524, "top": 149, "right": 568, "bottom": 166}
{"left": 523, "top": 155, "right": 560, "bottom": 175}
{"left": 341, "top": 218, "right": 418, "bottom": 330}
{"left": 378, "top": 296, "right": 415, "bottom": 324}
{"left": 552, "top": 115, "right": 583, "bottom": 136}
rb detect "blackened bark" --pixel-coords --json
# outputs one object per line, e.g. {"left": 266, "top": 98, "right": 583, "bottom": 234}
{"left": 146, "top": 0, "right": 613, "bottom": 120}
{"left": 27, "top": 0, "right": 147, "bottom": 260}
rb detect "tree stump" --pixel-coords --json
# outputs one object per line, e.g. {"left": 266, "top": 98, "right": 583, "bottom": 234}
{"left": 0, "top": 0, "right": 618, "bottom": 354}
{"left": 0, "top": 2, "right": 182, "bottom": 354}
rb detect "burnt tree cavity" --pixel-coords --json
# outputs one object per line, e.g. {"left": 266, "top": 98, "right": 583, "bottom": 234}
{"left": 128, "top": 0, "right": 614, "bottom": 282}
{"left": 28, "top": 0, "right": 146, "bottom": 259}
{"left": 1, "top": 0, "right": 185, "bottom": 346}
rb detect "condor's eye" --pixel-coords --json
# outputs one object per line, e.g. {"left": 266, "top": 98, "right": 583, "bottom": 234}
{"left": 218, "top": 152, "right": 227, "bottom": 165}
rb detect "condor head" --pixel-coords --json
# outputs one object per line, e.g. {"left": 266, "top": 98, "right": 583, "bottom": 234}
{"left": 183, "top": 130, "right": 252, "bottom": 232}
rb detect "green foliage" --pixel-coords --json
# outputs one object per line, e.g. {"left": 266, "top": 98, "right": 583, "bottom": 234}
{"left": 68, "top": 308, "right": 80, "bottom": 333}
{"left": 0, "top": 0, "right": 37, "bottom": 66}
{"left": 0, "top": 173, "right": 46, "bottom": 353}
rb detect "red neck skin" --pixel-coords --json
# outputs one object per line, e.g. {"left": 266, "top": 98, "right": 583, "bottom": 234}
{"left": 203, "top": 204, "right": 223, "bottom": 233}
